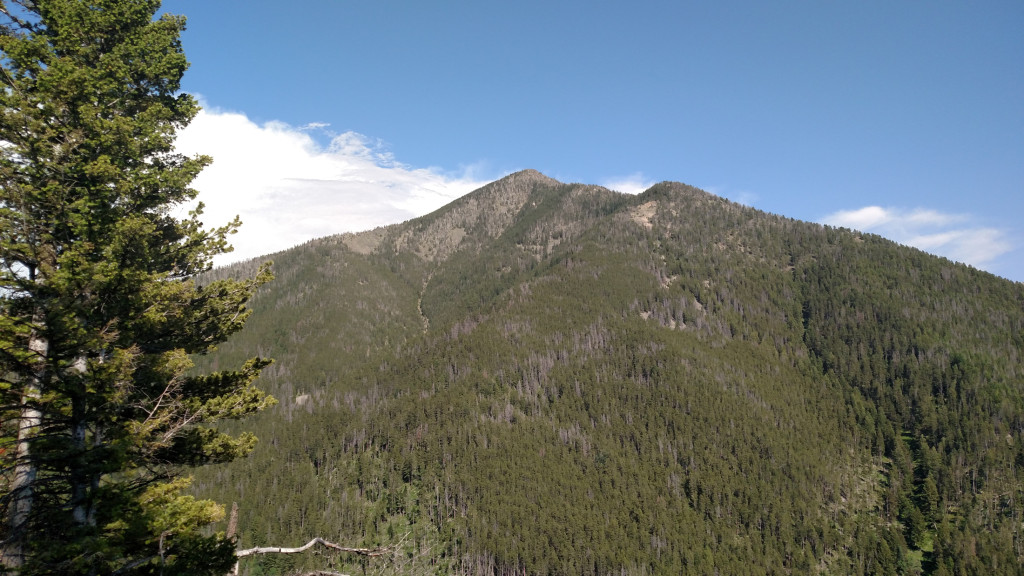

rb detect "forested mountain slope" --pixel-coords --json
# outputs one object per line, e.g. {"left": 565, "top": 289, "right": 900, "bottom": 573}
{"left": 194, "top": 170, "right": 1024, "bottom": 576}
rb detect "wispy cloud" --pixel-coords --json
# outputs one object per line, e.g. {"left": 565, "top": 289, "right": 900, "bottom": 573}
{"left": 174, "top": 107, "right": 489, "bottom": 265}
{"left": 703, "top": 185, "right": 759, "bottom": 206}
{"left": 602, "top": 173, "right": 655, "bottom": 195}
{"left": 299, "top": 121, "right": 330, "bottom": 131}
{"left": 821, "top": 206, "right": 1012, "bottom": 271}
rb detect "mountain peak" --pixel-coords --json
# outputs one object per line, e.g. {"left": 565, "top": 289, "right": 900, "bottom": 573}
{"left": 498, "top": 168, "right": 562, "bottom": 187}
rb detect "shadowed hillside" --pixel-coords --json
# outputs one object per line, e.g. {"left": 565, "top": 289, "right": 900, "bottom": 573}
{"left": 194, "top": 171, "right": 1024, "bottom": 576}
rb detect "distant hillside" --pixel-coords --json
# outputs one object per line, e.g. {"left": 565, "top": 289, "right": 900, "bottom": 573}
{"left": 194, "top": 171, "right": 1024, "bottom": 576}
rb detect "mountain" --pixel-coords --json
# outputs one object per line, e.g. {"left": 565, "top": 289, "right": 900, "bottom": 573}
{"left": 193, "top": 170, "right": 1024, "bottom": 576}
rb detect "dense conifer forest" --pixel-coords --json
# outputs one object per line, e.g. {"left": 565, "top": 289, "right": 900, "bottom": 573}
{"left": 193, "top": 170, "right": 1024, "bottom": 575}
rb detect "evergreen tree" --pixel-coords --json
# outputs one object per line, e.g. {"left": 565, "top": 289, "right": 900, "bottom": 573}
{"left": 0, "top": 1, "right": 273, "bottom": 574}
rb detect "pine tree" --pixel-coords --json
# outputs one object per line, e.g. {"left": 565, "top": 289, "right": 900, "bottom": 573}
{"left": 0, "top": 1, "right": 273, "bottom": 574}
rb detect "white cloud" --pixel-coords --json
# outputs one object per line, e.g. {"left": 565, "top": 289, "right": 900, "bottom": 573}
{"left": 826, "top": 206, "right": 893, "bottom": 230}
{"left": 821, "top": 205, "right": 1012, "bottom": 270}
{"left": 174, "top": 108, "right": 489, "bottom": 265}
{"left": 602, "top": 173, "right": 655, "bottom": 195}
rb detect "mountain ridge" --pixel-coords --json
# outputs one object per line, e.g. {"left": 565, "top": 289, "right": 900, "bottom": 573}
{"left": 195, "top": 170, "right": 1023, "bottom": 576}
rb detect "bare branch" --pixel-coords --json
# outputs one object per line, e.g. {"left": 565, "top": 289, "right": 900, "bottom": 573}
{"left": 236, "top": 537, "right": 390, "bottom": 558}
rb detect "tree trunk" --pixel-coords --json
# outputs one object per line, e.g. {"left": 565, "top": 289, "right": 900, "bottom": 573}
{"left": 226, "top": 503, "right": 239, "bottom": 576}
{"left": 2, "top": 324, "right": 47, "bottom": 571}
{"left": 70, "top": 357, "right": 95, "bottom": 527}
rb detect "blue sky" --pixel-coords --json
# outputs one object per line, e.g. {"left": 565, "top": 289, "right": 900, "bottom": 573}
{"left": 166, "top": 1, "right": 1023, "bottom": 282}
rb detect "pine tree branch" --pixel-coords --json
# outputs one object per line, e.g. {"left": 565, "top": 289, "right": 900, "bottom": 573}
{"left": 110, "top": 554, "right": 158, "bottom": 576}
